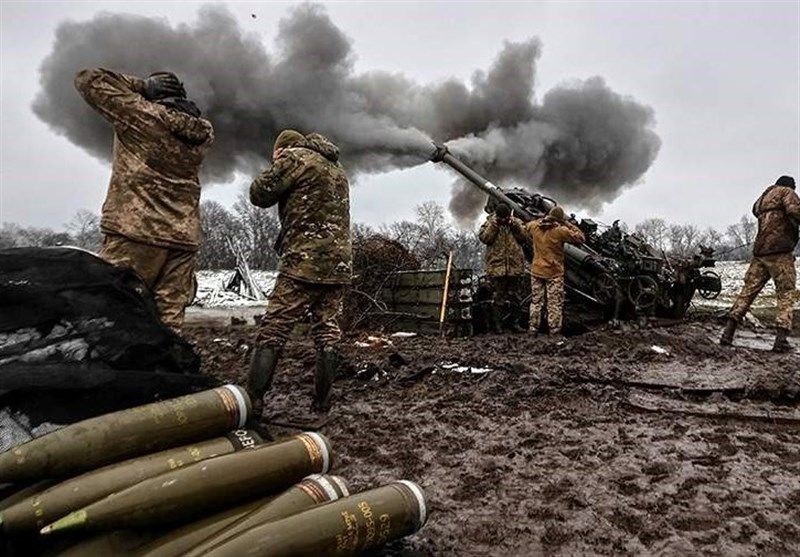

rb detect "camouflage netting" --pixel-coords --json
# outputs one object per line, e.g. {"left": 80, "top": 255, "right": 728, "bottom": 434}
{"left": 341, "top": 235, "right": 420, "bottom": 330}
{"left": 0, "top": 247, "right": 214, "bottom": 448}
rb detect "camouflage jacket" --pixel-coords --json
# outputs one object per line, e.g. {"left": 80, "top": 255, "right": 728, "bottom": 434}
{"left": 526, "top": 217, "right": 586, "bottom": 279}
{"left": 751, "top": 185, "right": 800, "bottom": 256}
{"left": 74, "top": 68, "right": 214, "bottom": 251}
{"left": 478, "top": 215, "right": 528, "bottom": 277}
{"left": 249, "top": 134, "right": 352, "bottom": 284}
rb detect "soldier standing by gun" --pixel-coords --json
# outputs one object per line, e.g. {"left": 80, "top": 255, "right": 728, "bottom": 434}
{"left": 247, "top": 130, "right": 352, "bottom": 417}
{"left": 721, "top": 175, "right": 800, "bottom": 352}
{"left": 74, "top": 68, "right": 214, "bottom": 333}
{"left": 526, "top": 206, "right": 585, "bottom": 335}
{"left": 478, "top": 203, "right": 529, "bottom": 332}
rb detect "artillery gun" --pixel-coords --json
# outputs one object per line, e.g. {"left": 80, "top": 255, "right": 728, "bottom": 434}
{"left": 430, "top": 143, "right": 721, "bottom": 320}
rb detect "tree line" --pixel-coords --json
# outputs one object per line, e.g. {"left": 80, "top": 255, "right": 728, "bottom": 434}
{"left": 2, "top": 195, "right": 794, "bottom": 269}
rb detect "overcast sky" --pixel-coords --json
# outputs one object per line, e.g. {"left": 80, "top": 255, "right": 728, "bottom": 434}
{"left": 1, "top": 1, "right": 798, "bottom": 232}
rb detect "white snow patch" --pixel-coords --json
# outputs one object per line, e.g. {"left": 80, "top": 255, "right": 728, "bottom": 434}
{"left": 651, "top": 345, "right": 669, "bottom": 355}
{"left": 193, "top": 270, "right": 278, "bottom": 307}
{"left": 693, "top": 260, "right": 800, "bottom": 310}
{"left": 390, "top": 332, "right": 418, "bottom": 339}
{"left": 440, "top": 362, "right": 492, "bottom": 375}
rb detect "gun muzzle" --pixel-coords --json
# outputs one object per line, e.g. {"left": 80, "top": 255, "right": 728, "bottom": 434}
{"left": 430, "top": 142, "right": 449, "bottom": 163}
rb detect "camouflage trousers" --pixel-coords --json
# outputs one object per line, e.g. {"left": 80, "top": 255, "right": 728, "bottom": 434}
{"left": 729, "top": 253, "right": 797, "bottom": 329}
{"left": 530, "top": 275, "right": 565, "bottom": 333}
{"left": 489, "top": 275, "right": 529, "bottom": 329}
{"left": 100, "top": 234, "right": 196, "bottom": 332}
{"left": 257, "top": 274, "right": 346, "bottom": 349}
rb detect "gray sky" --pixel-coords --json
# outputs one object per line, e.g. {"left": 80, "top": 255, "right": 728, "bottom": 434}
{"left": 1, "top": 1, "right": 798, "bottom": 232}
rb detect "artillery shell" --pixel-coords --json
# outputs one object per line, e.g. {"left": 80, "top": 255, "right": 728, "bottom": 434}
{"left": 180, "top": 474, "right": 349, "bottom": 557}
{"left": 0, "top": 480, "right": 55, "bottom": 512}
{"left": 1, "top": 429, "right": 262, "bottom": 534}
{"left": 55, "top": 499, "right": 264, "bottom": 557}
{"left": 0, "top": 385, "right": 250, "bottom": 483}
{"left": 201, "top": 480, "right": 427, "bottom": 557}
{"left": 55, "top": 530, "right": 163, "bottom": 557}
{"left": 41, "top": 432, "right": 331, "bottom": 535}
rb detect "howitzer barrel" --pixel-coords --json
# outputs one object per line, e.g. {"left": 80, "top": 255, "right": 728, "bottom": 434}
{"left": 430, "top": 142, "right": 612, "bottom": 293}
{"left": 430, "top": 143, "right": 537, "bottom": 221}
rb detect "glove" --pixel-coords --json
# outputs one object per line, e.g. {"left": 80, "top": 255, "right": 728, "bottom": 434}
{"left": 143, "top": 72, "right": 186, "bottom": 100}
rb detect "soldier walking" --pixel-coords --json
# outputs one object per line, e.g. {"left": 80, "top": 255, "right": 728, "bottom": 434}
{"left": 721, "top": 175, "right": 800, "bottom": 352}
{"left": 247, "top": 130, "right": 352, "bottom": 416}
{"left": 478, "top": 203, "right": 529, "bottom": 332}
{"left": 526, "top": 206, "right": 585, "bottom": 335}
{"left": 74, "top": 68, "right": 214, "bottom": 332}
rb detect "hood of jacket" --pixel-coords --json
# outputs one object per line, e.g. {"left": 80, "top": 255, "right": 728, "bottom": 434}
{"left": 535, "top": 216, "right": 560, "bottom": 230}
{"left": 300, "top": 133, "right": 340, "bottom": 163}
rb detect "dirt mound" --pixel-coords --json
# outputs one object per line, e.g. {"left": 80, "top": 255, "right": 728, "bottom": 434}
{"left": 342, "top": 235, "right": 421, "bottom": 330}
{"left": 186, "top": 319, "right": 800, "bottom": 556}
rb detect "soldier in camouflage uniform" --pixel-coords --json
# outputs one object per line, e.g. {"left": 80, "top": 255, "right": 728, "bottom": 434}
{"left": 526, "top": 206, "right": 585, "bottom": 335}
{"left": 74, "top": 68, "right": 214, "bottom": 332}
{"left": 248, "top": 130, "right": 352, "bottom": 415}
{"left": 478, "top": 203, "right": 529, "bottom": 332}
{"left": 721, "top": 175, "right": 800, "bottom": 352}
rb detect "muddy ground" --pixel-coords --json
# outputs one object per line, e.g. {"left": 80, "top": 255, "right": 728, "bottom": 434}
{"left": 185, "top": 317, "right": 800, "bottom": 556}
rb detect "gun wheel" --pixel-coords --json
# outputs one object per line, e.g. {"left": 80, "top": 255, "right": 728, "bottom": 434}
{"left": 698, "top": 270, "right": 722, "bottom": 300}
{"left": 592, "top": 273, "right": 619, "bottom": 305}
{"left": 628, "top": 275, "right": 659, "bottom": 309}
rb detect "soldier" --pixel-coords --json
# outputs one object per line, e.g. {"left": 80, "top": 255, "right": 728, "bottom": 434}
{"left": 74, "top": 68, "right": 214, "bottom": 332}
{"left": 526, "top": 206, "right": 585, "bottom": 335}
{"left": 721, "top": 175, "right": 800, "bottom": 352}
{"left": 478, "top": 203, "right": 529, "bottom": 332}
{"left": 247, "top": 130, "right": 352, "bottom": 416}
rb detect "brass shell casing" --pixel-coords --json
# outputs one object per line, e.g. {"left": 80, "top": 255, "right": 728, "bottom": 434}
{"left": 202, "top": 481, "right": 427, "bottom": 557}
{"left": 181, "top": 474, "right": 349, "bottom": 557}
{"left": 40, "top": 432, "right": 332, "bottom": 535}
{"left": 0, "top": 385, "right": 251, "bottom": 483}
{"left": 1, "top": 430, "right": 262, "bottom": 534}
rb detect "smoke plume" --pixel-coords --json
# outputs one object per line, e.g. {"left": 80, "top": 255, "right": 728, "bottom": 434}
{"left": 34, "top": 4, "right": 660, "bottom": 221}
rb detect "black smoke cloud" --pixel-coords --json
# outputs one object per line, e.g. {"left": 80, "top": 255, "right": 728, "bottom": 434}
{"left": 33, "top": 4, "right": 660, "bottom": 221}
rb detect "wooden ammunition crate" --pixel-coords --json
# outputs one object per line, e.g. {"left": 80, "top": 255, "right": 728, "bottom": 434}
{"left": 371, "top": 269, "right": 474, "bottom": 336}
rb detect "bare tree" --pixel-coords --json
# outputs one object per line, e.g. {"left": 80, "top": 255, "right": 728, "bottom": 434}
{"left": 65, "top": 209, "right": 102, "bottom": 252}
{"left": 0, "top": 222, "right": 73, "bottom": 248}
{"left": 725, "top": 215, "right": 757, "bottom": 260}
{"left": 197, "top": 201, "right": 244, "bottom": 269}
{"left": 634, "top": 218, "right": 668, "bottom": 252}
{"left": 700, "top": 227, "right": 725, "bottom": 253}
{"left": 233, "top": 191, "right": 281, "bottom": 270}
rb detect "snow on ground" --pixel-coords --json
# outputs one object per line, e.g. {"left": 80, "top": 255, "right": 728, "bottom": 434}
{"left": 194, "top": 270, "right": 277, "bottom": 307}
{"left": 696, "top": 259, "right": 800, "bottom": 310}
{"left": 193, "top": 261, "right": 798, "bottom": 309}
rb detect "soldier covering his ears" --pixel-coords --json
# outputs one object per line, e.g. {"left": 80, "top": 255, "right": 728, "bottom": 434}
{"left": 478, "top": 202, "right": 529, "bottom": 332}
{"left": 247, "top": 129, "right": 352, "bottom": 417}
{"left": 74, "top": 68, "right": 214, "bottom": 332}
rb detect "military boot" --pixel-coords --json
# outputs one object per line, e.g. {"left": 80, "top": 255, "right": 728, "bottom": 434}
{"left": 719, "top": 318, "right": 737, "bottom": 346}
{"left": 313, "top": 346, "right": 340, "bottom": 413}
{"left": 772, "top": 328, "right": 792, "bottom": 353}
{"left": 487, "top": 305, "right": 503, "bottom": 334}
{"left": 247, "top": 345, "right": 281, "bottom": 420}
{"left": 503, "top": 303, "right": 526, "bottom": 333}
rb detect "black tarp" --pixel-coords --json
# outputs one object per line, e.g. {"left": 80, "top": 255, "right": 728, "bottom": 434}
{"left": 0, "top": 247, "right": 214, "bottom": 449}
